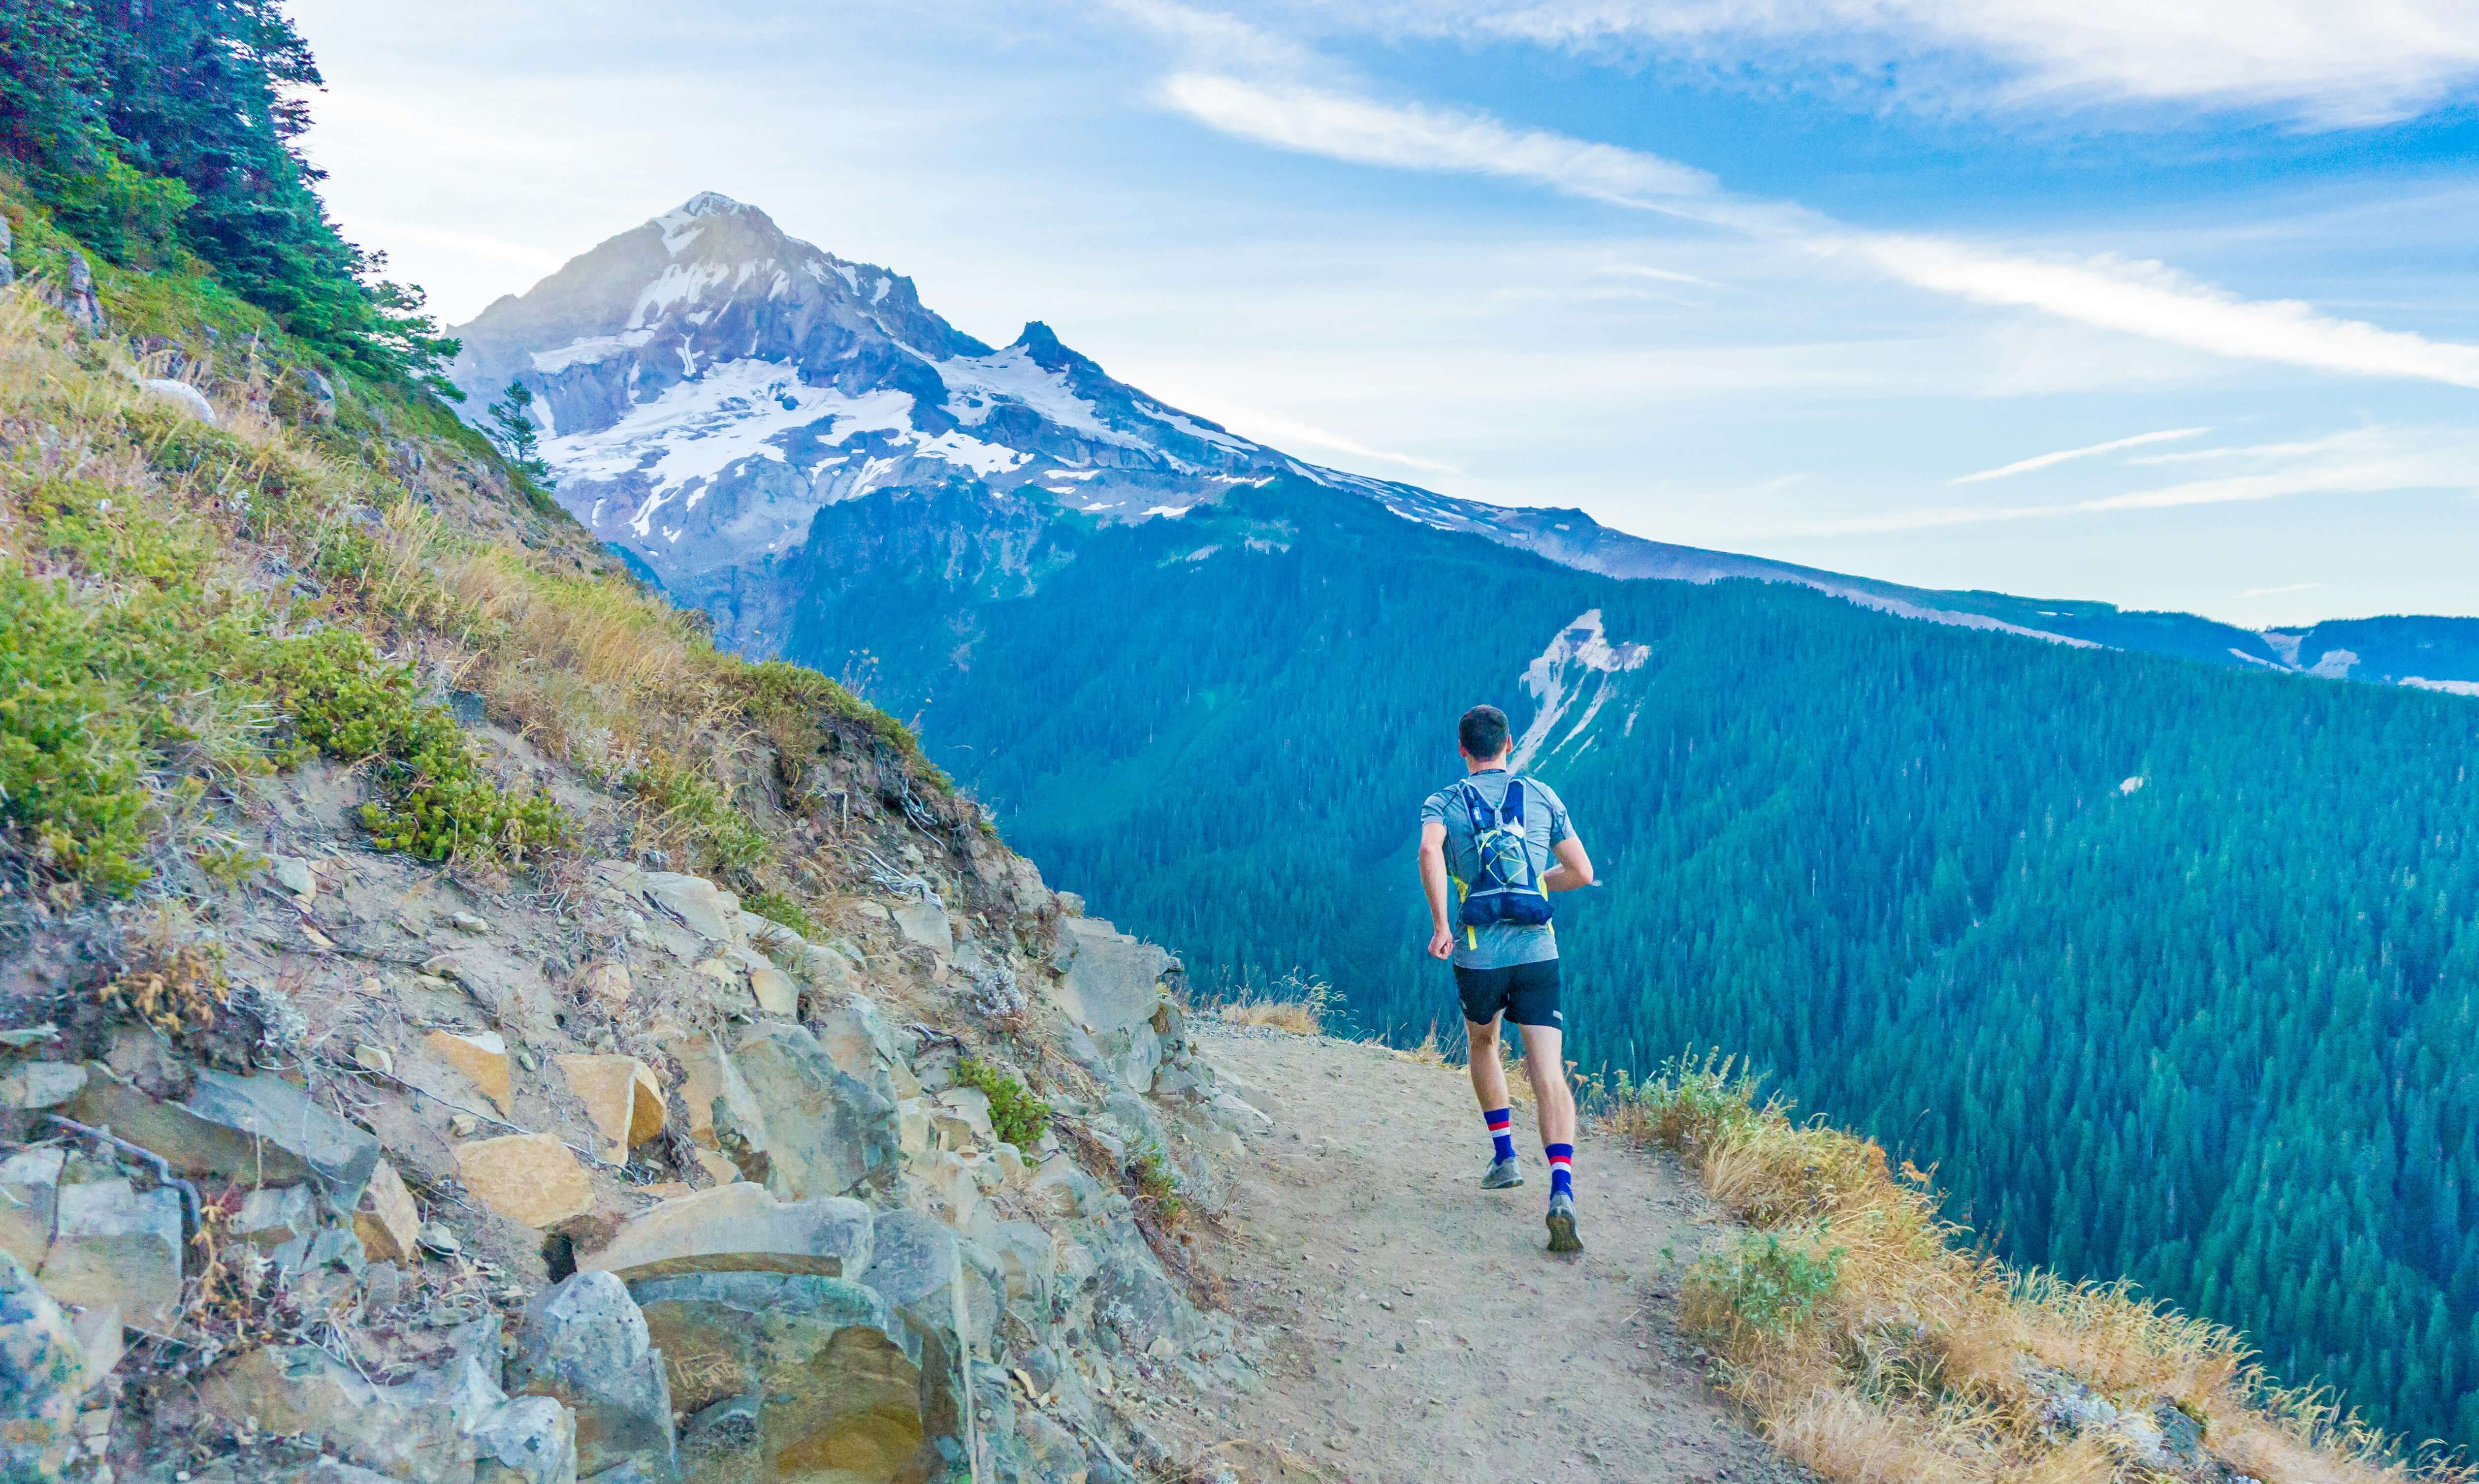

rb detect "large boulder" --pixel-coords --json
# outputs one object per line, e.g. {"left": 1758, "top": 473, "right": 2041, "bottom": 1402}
{"left": 506, "top": 1272, "right": 676, "bottom": 1481}
{"left": 640, "top": 872, "right": 742, "bottom": 943}
{"left": 554, "top": 1055, "right": 665, "bottom": 1162}
{"left": 726, "top": 1025, "right": 895, "bottom": 1201}
{"left": 203, "top": 1327, "right": 579, "bottom": 1484}
{"left": 628, "top": 1272, "right": 921, "bottom": 1484}
{"left": 891, "top": 901, "right": 951, "bottom": 962}
{"left": 196, "top": 1346, "right": 477, "bottom": 1484}
{"left": 70, "top": 1066, "right": 381, "bottom": 1215}
{"left": 40, "top": 1172, "right": 183, "bottom": 1330}
{"left": 0, "top": 1252, "right": 87, "bottom": 1482}
{"left": 580, "top": 1184, "right": 872, "bottom": 1282}
{"left": 470, "top": 1396, "right": 578, "bottom": 1484}
{"left": 1048, "top": 919, "right": 1170, "bottom": 1037}
{"left": 857, "top": 1211, "right": 998, "bottom": 1359}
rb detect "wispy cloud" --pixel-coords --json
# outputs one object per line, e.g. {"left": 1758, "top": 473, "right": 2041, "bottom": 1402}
{"left": 2241, "top": 582, "right": 2324, "bottom": 597}
{"left": 1158, "top": 73, "right": 1717, "bottom": 208}
{"left": 1288, "top": 0, "right": 2479, "bottom": 126}
{"left": 1156, "top": 71, "right": 2479, "bottom": 391}
{"left": 1861, "top": 237, "right": 2479, "bottom": 388}
{"left": 1771, "top": 427, "right": 2479, "bottom": 534}
{"left": 1599, "top": 261, "right": 1722, "bottom": 288}
{"left": 1150, "top": 383, "right": 1465, "bottom": 476}
{"left": 1952, "top": 427, "right": 2207, "bottom": 484}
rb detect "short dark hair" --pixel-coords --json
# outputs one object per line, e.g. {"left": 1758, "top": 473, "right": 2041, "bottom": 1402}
{"left": 1458, "top": 704, "right": 1511, "bottom": 760}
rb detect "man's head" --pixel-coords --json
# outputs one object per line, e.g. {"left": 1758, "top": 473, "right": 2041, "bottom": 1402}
{"left": 1458, "top": 704, "right": 1512, "bottom": 766}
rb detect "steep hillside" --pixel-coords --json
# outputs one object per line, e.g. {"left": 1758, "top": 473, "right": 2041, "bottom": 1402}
{"left": 779, "top": 474, "right": 2479, "bottom": 1455}
{"left": 457, "top": 193, "right": 2475, "bottom": 687}
{"left": 0, "top": 193, "right": 1300, "bottom": 1484}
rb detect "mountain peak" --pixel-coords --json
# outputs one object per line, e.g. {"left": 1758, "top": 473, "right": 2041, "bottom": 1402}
{"left": 671, "top": 190, "right": 757, "bottom": 221}
{"left": 1012, "top": 319, "right": 1086, "bottom": 373}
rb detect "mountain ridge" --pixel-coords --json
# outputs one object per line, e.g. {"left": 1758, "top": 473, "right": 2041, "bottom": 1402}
{"left": 452, "top": 192, "right": 2478, "bottom": 687}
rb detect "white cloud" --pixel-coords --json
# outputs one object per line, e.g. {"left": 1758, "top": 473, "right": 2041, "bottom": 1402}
{"left": 1773, "top": 426, "right": 2479, "bottom": 534}
{"left": 1299, "top": 0, "right": 2479, "bottom": 125}
{"left": 1146, "top": 381, "right": 1464, "bottom": 475}
{"left": 1157, "top": 73, "right": 1718, "bottom": 209}
{"left": 1158, "top": 72, "right": 2479, "bottom": 391}
{"left": 2241, "top": 582, "right": 2324, "bottom": 597}
{"left": 1860, "top": 237, "right": 2479, "bottom": 388}
{"left": 1952, "top": 427, "right": 2206, "bottom": 483}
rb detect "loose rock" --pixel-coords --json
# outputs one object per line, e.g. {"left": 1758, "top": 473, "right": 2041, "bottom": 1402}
{"left": 454, "top": 1133, "right": 594, "bottom": 1230}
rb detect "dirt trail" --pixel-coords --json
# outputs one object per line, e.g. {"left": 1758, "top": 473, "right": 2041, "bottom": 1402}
{"left": 1192, "top": 1024, "right": 1813, "bottom": 1484}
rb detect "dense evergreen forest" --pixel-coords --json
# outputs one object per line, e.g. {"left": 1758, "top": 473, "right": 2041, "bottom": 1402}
{"left": 0, "top": 0, "right": 454, "bottom": 384}
{"left": 788, "top": 478, "right": 2479, "bottom": 1451}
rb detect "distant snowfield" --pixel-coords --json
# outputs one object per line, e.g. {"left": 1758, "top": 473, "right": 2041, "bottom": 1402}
{"left": 1511, "top": 608, "right": 1652, "bottom": 770}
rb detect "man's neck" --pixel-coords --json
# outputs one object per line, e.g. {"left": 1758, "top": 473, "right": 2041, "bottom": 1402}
{"left": 1465, "top": 758, "right": 1512, "bottom": 776}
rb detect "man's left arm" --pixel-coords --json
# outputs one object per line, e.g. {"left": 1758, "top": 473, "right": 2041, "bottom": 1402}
{"left": 1543, "top": 835, "right": 1594, "bottom": 892}
{"left": 1540, "top": 788, "right": 1594, "bottom": 892}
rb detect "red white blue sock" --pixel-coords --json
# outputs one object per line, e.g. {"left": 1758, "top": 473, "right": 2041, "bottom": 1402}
{"left": 1484, "top": 1108, "right": 1515, "bottom": 1162}
{"left": 1546, "top": 1143, "right": 1574, "bottom": 1199}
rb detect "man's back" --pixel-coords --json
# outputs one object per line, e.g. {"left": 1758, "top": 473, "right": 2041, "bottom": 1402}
{"left": 1420, "top": 767, "right": 1573, "bottom": 970}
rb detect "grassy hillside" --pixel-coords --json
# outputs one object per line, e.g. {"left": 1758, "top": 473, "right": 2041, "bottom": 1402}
{"left": 787, "top": 476, "right": 2479, "bottom": 1456}
{"left": 0, "top": 188, "right": 973, "bottom": 955}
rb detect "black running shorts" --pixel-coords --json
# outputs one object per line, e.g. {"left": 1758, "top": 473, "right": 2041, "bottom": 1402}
{"left": 1453, "top": 958, "right": 1563, "bottom": 1030}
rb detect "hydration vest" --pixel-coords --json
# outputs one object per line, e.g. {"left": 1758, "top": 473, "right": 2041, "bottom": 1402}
{"left": 1454, "top": 777, "right": 1555, "bottom": 932}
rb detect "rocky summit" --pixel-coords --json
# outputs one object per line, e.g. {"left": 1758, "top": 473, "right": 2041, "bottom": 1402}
{"left": 449, "top": 192, "right": 1328, "bottom": 650}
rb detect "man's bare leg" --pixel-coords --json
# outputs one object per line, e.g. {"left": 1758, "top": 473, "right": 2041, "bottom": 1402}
{"left": 1466, "top": 1016, "right": 1523, "bottom": 1188}
{"left": 1515, "top": 1023, "right": 1576, "bottom": 1147}
{"left": 1516, "top": 1023, "right": 1583, "bottom": 1252}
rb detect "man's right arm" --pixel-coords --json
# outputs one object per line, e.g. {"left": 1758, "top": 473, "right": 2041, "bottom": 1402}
{"left": 1418, "top": 819, "right": 1455, "bottom": 960}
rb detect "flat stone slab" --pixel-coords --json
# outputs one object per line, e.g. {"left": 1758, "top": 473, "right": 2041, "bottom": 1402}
{"left": 580, "top": 1183, "right": 872, "bottom": 1282}
{"left": 454, "top": 1133, "right": 593, "bottom": 1230}
{"left": 70, "top": 1066, "right": 379, "bottom": 1216}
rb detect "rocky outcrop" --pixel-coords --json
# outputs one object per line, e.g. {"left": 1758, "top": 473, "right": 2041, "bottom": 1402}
{"left": 0, "top": 797, "right": 1263, "bottom": 1484}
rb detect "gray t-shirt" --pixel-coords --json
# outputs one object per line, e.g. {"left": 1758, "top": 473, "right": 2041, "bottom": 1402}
{"left": 1421, "top": 768, "right": 1574, "bottom": 970}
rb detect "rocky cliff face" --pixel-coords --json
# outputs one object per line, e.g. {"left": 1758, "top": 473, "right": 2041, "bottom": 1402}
{"left": 0, "top": 740, "right": 1272, "bottom": 1484}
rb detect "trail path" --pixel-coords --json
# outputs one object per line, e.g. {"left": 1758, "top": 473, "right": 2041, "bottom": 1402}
{"left": 1193, "top": 1024, "right": 1813, "bottom": 1484}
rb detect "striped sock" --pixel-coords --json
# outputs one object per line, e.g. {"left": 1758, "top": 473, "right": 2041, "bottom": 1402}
{"left": 1484, "top": 1108, "right": 1515, "bottom": 1162}
{"left": 1546, "top": 1142, "right": 1574, "bottom": 1199}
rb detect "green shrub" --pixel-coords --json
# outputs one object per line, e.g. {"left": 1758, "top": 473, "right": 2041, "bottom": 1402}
{"left": 744, "top": 888, "right": 818, "bottom": 939}
{"left": 1690, "top": 1232, "right": 1842, "bottom": 1339}
{"left": 625, "top": 751, "right": 771, "bottom": 875}
{"left": 1127, "top": 1142, "right": 1185, "bottom": 1224}
{"left": 954, "top": 1056, "right": 1052, "bottom": 1149}
{"left": 0, "top": 469, "right": 562, "bottom": 886}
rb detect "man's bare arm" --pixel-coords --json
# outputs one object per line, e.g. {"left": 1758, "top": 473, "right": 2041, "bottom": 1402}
{"left": 1418, "top": 821, "right": 1455, "bottom": 959}
{"left": 1543, "top": 835, "right": 1595, "bottom": 893}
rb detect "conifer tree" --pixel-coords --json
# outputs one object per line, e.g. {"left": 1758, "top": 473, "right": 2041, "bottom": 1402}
{"left": 485, "top": 380, "right": 552, "bottom": 489}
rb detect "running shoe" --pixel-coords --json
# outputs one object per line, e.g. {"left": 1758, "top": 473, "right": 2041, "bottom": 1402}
{"left": 1546, "top": 1190, "right": 1582, "bottom": 1253}
{"left": 1482, "top": 1154, "right": 1524, "bottom": 1189}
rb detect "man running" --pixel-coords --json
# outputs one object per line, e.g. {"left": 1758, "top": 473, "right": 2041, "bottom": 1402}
{"left": 1418, "top": 703, "right": 1596, "bottom": 1254}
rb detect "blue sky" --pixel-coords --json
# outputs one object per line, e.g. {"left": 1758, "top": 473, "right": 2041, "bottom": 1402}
{"left": 288, "top": 0, "right": 2479, "bottom": 624}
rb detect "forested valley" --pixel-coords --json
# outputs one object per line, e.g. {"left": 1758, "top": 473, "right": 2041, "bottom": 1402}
{"left": 788, "top": 477, "right": 2479, "bottom": 1452}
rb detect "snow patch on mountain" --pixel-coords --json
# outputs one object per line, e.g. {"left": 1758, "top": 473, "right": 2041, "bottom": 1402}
{"left": 1511, "top": 609, "right": 1652, "bottom": 771}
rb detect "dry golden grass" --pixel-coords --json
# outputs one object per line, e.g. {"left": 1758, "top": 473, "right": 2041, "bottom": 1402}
{"left": 1618, "top": 1052, "right": 2468, "bottom": 1484}
{"left": 1218, "top": 998, "right": 1323, "bottom": 1036}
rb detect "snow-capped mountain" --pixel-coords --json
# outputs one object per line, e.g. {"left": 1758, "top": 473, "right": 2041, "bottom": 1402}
{"left": 453, "top": 193, "right": 2478, "bottom": 686}
{"left": 451, "top": 194, "right": 1332, "bottom": 626}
